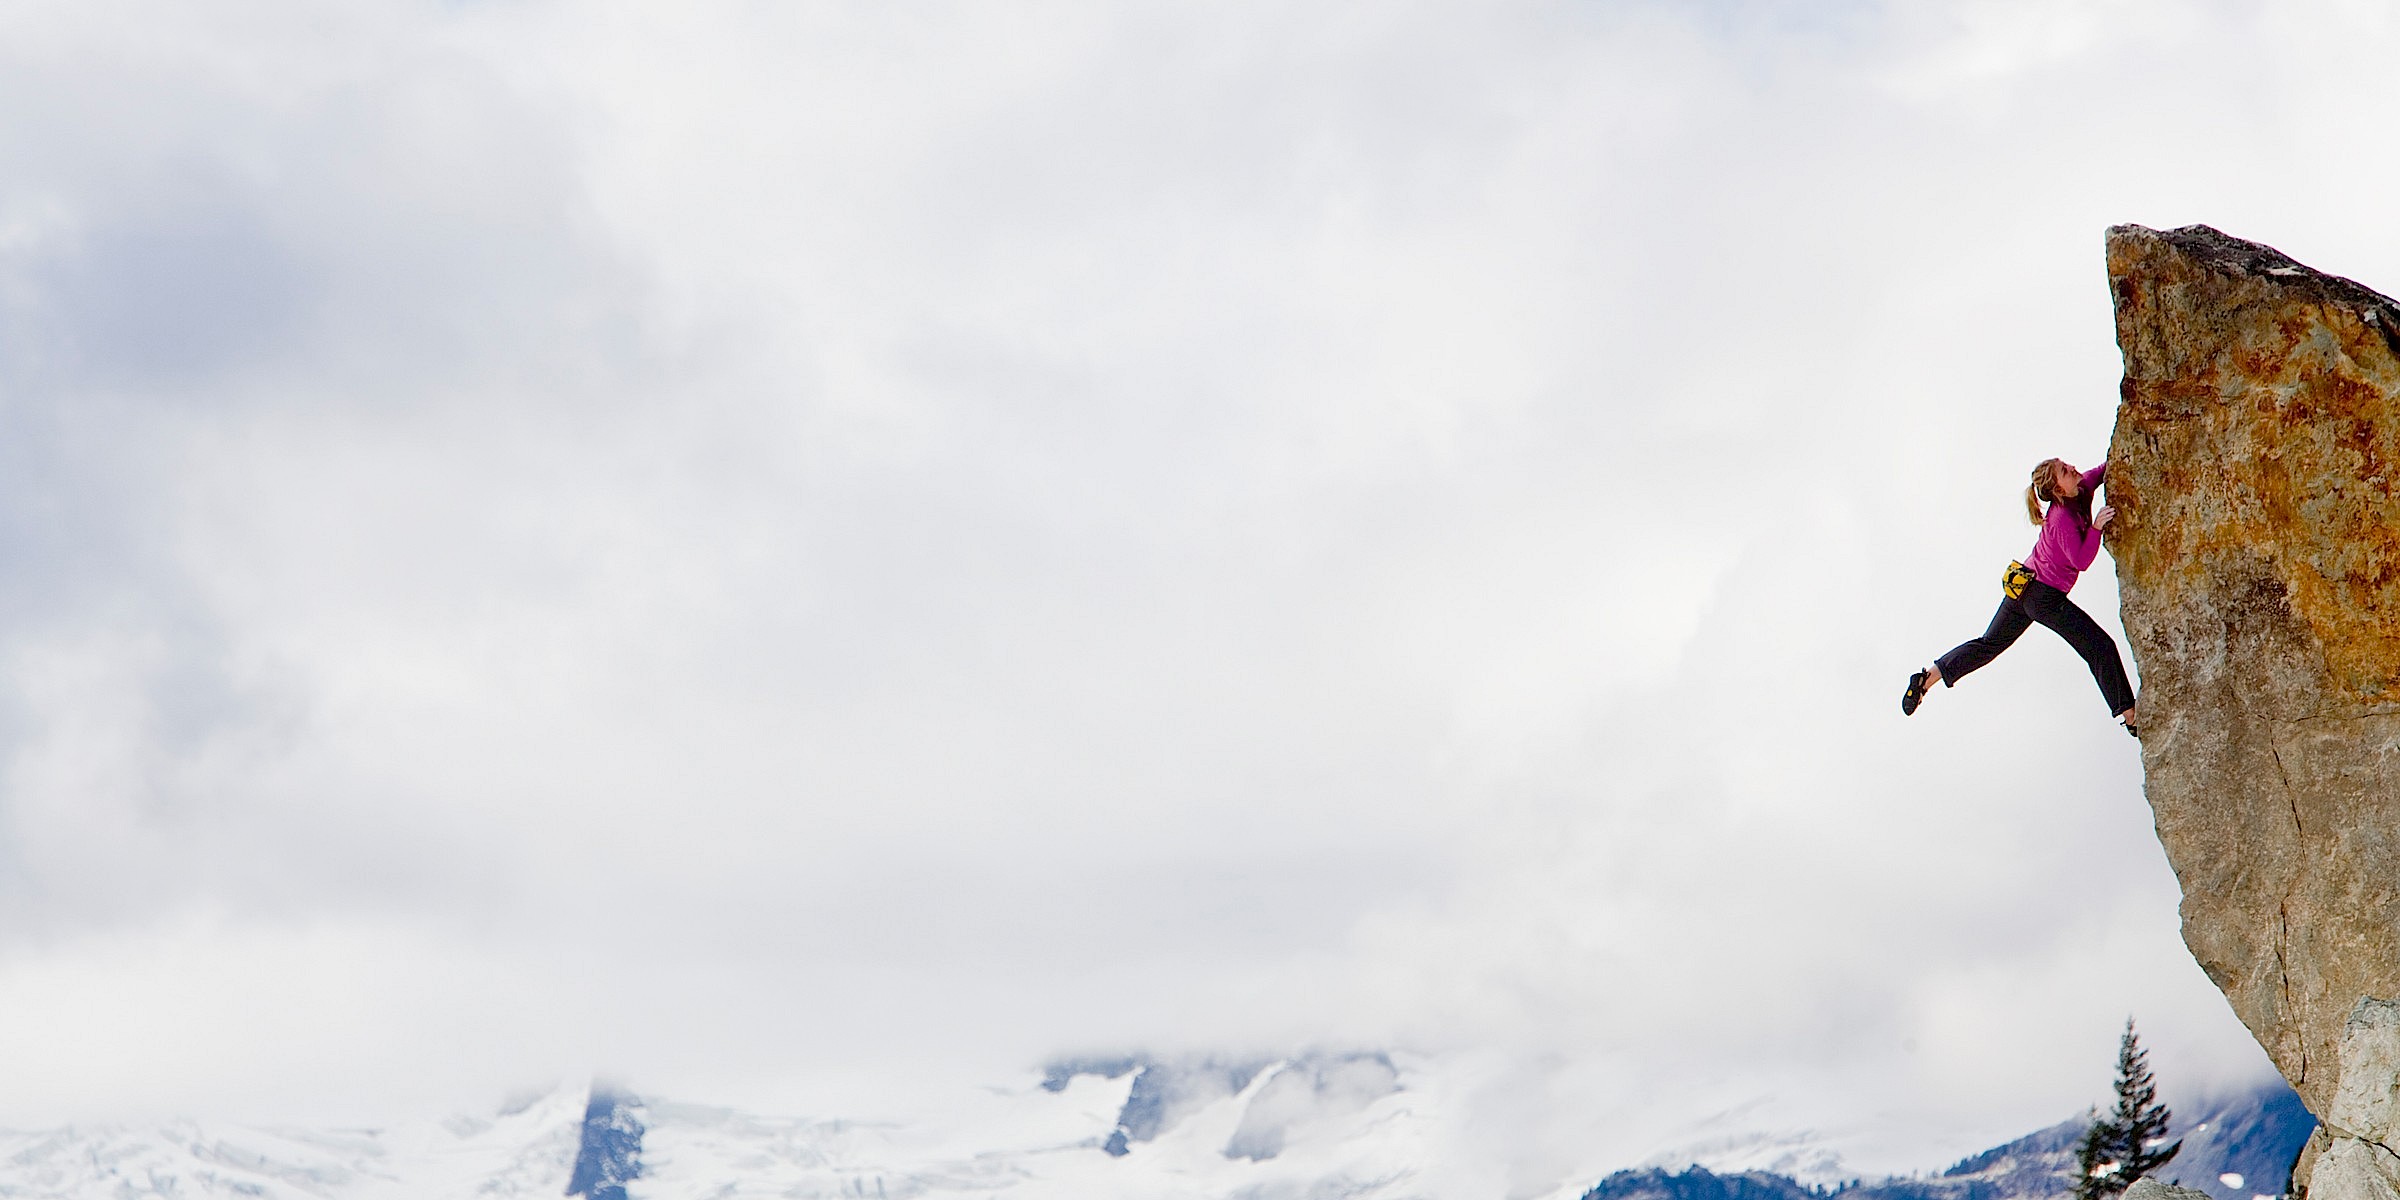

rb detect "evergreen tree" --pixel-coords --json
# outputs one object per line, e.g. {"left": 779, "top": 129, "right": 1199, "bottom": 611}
{"left": 2074, "top": 1020, "right": 2182, "bottom": 1200}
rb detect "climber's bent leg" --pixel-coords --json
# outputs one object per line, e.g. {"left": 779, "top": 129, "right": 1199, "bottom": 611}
{"left": 1934, "top": 597, "right": 2032, "bottom": 687}
{"left": 2025, "top": 584, "right": 2137, "bottom": 717}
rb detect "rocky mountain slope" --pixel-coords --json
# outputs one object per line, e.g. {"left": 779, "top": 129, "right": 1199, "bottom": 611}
{"left": 1585, "top": 1085, "right": 2311, "bottom": 1200}
{"left": 2105, "top": 224, "right": 2400, "bottom": 1200}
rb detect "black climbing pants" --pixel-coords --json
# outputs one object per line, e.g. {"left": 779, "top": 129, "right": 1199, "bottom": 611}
{"left": 1935, "top": 579, "right": 2137, "bottom": 717}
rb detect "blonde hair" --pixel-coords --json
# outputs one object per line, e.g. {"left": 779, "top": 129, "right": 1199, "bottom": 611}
{"left": 2025, "top": 458, "right": 2064, "bottom": 525}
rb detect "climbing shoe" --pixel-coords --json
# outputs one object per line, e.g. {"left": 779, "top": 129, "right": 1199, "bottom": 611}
{"left": 1902, "top": 669, "right": 1931, "bottom": 716}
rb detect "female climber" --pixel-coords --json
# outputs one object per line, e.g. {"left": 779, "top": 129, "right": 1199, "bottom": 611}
{"left": 1901, "top": 458, "right": 2140, "bottom": 737}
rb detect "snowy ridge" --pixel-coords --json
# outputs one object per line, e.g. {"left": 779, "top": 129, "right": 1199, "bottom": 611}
{"left": 0, "top": 1082, "right": 588, "bottom": 1200}
{"left": 0, "top": 1058, "right": 1445, "bottom": 1199}
{"left": 636, "top": 1053, "right": 1443, "bottom": 1198}
{"left": 0, "top": 1064, "right": 2312, "bottom": 1200}
{"left": 1637, "top": 1126, "right": 1857, "bottom": 1189}
{"left": 1591, "top": 1083, "right": 2313, "bottom": 1200}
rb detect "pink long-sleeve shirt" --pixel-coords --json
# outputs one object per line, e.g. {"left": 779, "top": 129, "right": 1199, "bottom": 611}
{"left": 2025, "top": 463, "right": 2108, "bottom": 592}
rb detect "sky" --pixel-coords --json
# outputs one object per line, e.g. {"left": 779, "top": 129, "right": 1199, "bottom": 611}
{"left": 0, "top": 0, "right": 2395, "bottom": 1190}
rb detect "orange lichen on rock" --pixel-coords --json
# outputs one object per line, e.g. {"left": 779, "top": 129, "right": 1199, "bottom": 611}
{"left": 2111, "top": 228, "right": 2400, "bottom": 711}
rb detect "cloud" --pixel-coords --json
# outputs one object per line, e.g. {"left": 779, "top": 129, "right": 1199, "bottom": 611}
{"left": 0, "top": 0, "right": 2383, "bottom": 1189}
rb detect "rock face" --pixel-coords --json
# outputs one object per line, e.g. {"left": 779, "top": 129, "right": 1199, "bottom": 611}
{"left": 2311, "top": 1001, "right": 2400, "bottom": 1200}
{"left": 2106, "top": 224, "right": 2400, "bottom": 1197}
{"left": 2128, "top": 1178, "right": 2216, "bottom": 1200}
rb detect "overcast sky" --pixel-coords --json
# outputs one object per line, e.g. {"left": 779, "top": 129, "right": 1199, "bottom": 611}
{"left": 0, "top": 0, "right": 2393, "bottom": 1189}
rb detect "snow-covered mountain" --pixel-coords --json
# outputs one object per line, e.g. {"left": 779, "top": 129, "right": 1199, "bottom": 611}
{"left": 0, "top": 1058, "right": 2311, "bottom": 1200}
{"left": 0, "top": 1056, "right": 1454, "bottom": 1200}
{"left": 0, "top": 1083, "right": 591, "bottom": 1199}
{"left": 1591, "top": 1084, "right": 2313, "bottom": 1200}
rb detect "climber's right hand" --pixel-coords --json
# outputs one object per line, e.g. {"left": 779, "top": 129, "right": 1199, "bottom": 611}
{"left": 2095, "top": 504, "right": 2118, "bottom": 530}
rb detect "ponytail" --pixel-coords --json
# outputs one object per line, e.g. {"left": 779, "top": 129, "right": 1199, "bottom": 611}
{"left": 2025, "top": 457, "right": 2064, "bottom": 526}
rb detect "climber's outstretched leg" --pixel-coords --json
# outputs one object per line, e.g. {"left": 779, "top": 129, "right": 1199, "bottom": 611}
{"left": 1921, "top": 597, "right": 2032, "bottom": 696}
{"left": 2023, "top": 583, "right": 2137, "bottom": 723}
